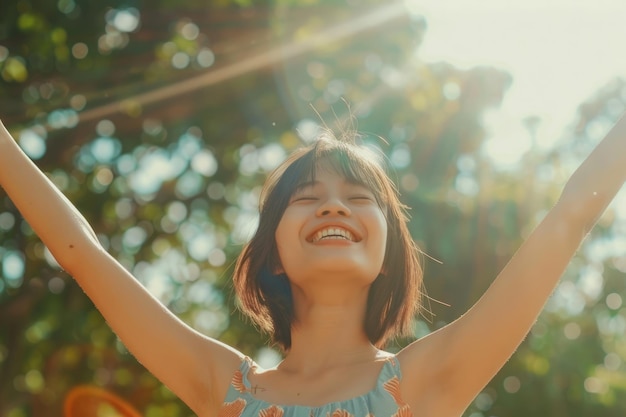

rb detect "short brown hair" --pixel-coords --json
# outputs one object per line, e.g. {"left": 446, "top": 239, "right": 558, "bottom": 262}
{"left": 232, "top": 132, "right": 422, "bottom": 351}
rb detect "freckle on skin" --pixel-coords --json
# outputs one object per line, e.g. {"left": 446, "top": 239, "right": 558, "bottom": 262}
{"left": 69, "top": 244, "right": 74, "bottom": 249}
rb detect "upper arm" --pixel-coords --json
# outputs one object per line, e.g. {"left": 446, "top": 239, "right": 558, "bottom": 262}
{"left": 399, "top": 204, "right": 587, "bottom": 413}
{"left": 0, "top": 130, "right": 242, "bottom": 413}
{"left": 64, "top": 243, "right": 242, "bottom": 414}
{"left": 401, "top": 115, "right": 626, "bottom": 413}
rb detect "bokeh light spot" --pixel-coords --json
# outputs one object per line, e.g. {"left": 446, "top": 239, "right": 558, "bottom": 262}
{"left": 563, "top": 322, "right": 581, "bottom": 340}
{"left": 176, "top": 172, "right": 204, "bottom": 198}
{"left": 167, "top": 201, "right": 188, "bottom": 224}
{"left": 96, "top": 119, "right": 116, "bottom": 137}
{"left": 122, "top": 226, "right": 148, "bottom": 250}
{"left": 390, "top": 144, "right": 410, "bottom": 169}
{"left": 48, "top": 276, "right": 65, "bottom": 294}
{"left": 584, "top": 376, "right": 607, "bottom": 394}
{"left": 71, "top": 42, "right": 88, "bottom": 59}
{"left": 57, "top": 0, "right": 76, "bottom": 14}
{"left": 606, "top": 292, "right": 622, "bottom": 310}
{"left": 0, "top": 46, "right": 8, "bottom": 62}
{"left": 208, "top": 248, "right": 226, "bottom": 267}
{"left": 3, "top": 251, "right": 25, "bottom": 287}
{"left": 207, "top": 182, "right": 225, "bottom": 200}
{"left": 19, "top": 129, "right": 46, "bottom": 159}
{"left": 296, "top": 119, "right": 321, "bottom": 142}
{"left": 51, "top": 28, "right": 67, "bottom": 45}
{"left": 258, "top": 144, "right": 286, "bottom": 172}
{"left": 181, "top": 22, "right": 199, "bottom": 40}
{"left": 443, "top": 81, "right": 461, "bottom": 100}
{"left": 0, "top": 212, "right": 16, "bottom": 231}
{"left": 108, "top": 8, "right": 140, "bottom": 33}
{"left": 70, "top": 94, "right": 86, "bottom": 110}
{"left": 604, "top": 352, "right": 622, "bottom": 371}
{"left": 197, "top": 48, "right": 215, "bottom": 68}
{"left": 48, "top": 109, "right": 79, "bottom": 129}
{"left": 191, "top": 150, "right": 218, "bottom": 177}
{"left": 172, "top": 52, "right": 190, "bottom": 69}
{"left": 474, "top": 392, "right": 493, "bottom": 411}
{"left": 91, "top": 137, "right": 121, "bottom": 163}
{"left": 503, "top": 376, "right": 521, "bottom": 393}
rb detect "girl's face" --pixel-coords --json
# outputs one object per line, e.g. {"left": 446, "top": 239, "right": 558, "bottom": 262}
{"left": 274, "top": 166, "right": 388, "bottom": 288}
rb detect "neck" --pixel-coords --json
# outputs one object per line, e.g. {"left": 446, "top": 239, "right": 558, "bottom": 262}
{"left": 279, "top": 285, "right": 379, "bottom": 373}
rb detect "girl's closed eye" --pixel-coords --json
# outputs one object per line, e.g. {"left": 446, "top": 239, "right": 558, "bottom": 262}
{"left": 291, "top": 195, "right": 318, "bottom": 203}
{"left": 348, "top": 192, "right": 376, "bottom": 202}
{"left": 350, "top": 194, "right": 374, "bottom": 200}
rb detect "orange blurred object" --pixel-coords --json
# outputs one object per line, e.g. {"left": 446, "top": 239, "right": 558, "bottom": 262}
{"left": 64, "top": 385, "right": 142, "bottom": 417}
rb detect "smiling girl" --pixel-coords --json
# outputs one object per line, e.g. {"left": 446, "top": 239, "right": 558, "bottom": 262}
{"left": 0, "top": 115, "right": 625, "bottom": 417}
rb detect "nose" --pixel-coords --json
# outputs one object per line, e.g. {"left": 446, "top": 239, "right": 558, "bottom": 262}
{"left": 316, "top": 197, "right": 351, "bottom": 217}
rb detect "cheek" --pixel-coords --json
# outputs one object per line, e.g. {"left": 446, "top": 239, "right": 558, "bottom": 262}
{"left": 274, "top": 214, "right": 301, "bottom": 268}
{"left": 275, "top": 214, "right": 296, "bottom": 248}
{"left": 274, "top": 224, "right": 288, "bottom": 261}
{"left": 374, "top": 216, "right": 389, "bottom": 263}
{"left": 372, "top": 211, "right": 388, "bottom": 241}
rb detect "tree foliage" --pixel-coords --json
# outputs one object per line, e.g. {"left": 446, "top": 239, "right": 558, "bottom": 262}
{"left": 0, "top": 0, "right": 625, "bottom": 416}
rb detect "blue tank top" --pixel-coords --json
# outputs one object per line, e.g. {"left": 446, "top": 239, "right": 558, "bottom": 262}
{"left": 217, "top": 356, "right": 413, "bottom": 417}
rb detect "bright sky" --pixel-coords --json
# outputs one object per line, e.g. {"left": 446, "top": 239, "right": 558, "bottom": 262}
{"left": 406, "top": 0, "right": 626, "bottom": 167}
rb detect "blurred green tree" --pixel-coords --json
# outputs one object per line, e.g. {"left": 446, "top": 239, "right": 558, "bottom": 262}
{"left": 1, "top": 0, "right": 624, "bottom": 416}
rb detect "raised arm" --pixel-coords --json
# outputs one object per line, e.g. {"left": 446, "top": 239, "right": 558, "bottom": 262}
{"left": 0, "top": 121, "right": 241, "bottom": 414}
{"left": 399, "top": 113, "right": 626, "bottom": 415}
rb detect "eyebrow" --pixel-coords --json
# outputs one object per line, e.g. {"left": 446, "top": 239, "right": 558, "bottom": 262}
{"left": 292, "top": 181, "right": 317, "bottom": 194}
{"left": 293, "top": 178, "right": 371, "bottom": 193}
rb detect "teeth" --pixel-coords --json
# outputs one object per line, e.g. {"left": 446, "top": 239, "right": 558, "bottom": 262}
{"left": 312, "top": 227, "right": 354, "bottom": 242}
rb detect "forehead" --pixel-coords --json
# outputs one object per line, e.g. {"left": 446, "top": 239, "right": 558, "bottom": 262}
{"left": 293, "top": 157, "right": 372, "bottom": 189}
{"left": 294, "top": 166, "right": 369, "bottom": 190}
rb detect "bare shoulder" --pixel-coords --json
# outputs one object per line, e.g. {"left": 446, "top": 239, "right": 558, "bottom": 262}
{"left": 396, "top": 330, "right": 443, "bottom": 377}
